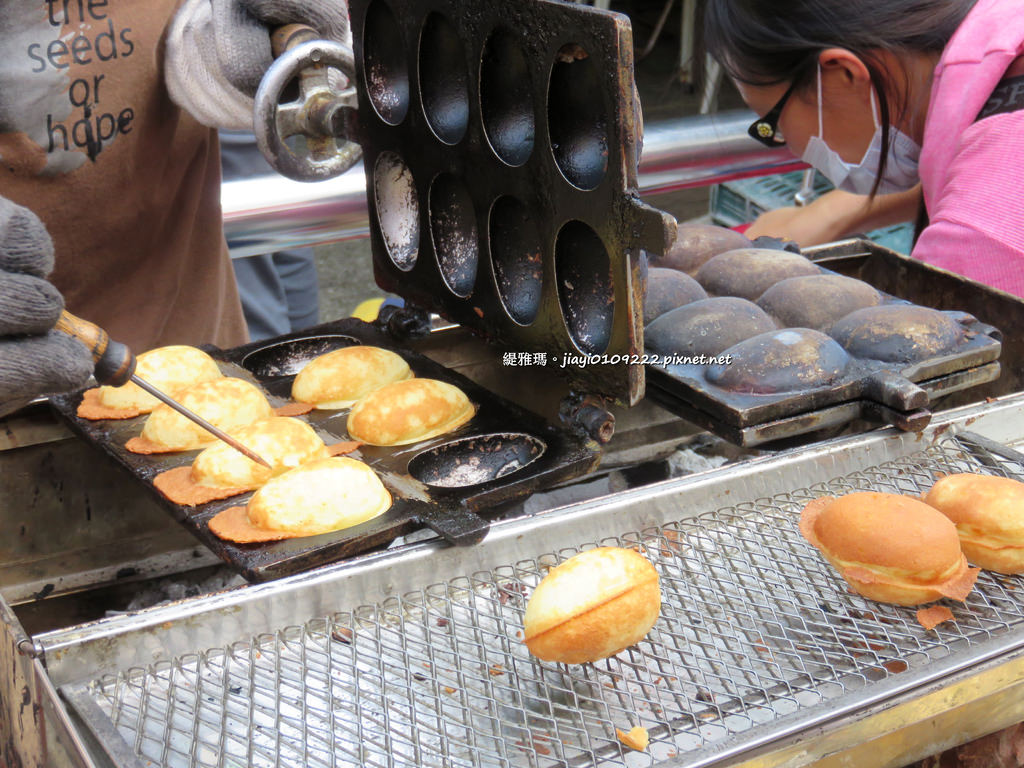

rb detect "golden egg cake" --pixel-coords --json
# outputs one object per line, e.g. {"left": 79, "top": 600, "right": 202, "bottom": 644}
{"left": 800, "top": 492, "right": 979, "bottom": 606}
{"left": 77, "top": 345, "right": 223, "bottom": 420}
{"left": 192, "top": 417, "right": 330, "bottom": 488}
{"left": 126, "top": 377, "right": 273, "bottom": 454}
{"left": 292, "top": 346, "right": 412, "bottom": 409}
{"left": 924, "top": 473, "right": 1024, "bottom": 574}
{"left": 153, "top": 417, "right": 334, "bottom": 506}
{"left": 208, "top": 457, "right": 392, "bottom": 543}
{"left": 346, "top": 378, "right": 474, "bottom": 446}
{"left": 154, "top": 422, "right": 359, "bottom": 506}
{"left": 524, "top": 547, "right": 661, "bottom": 664}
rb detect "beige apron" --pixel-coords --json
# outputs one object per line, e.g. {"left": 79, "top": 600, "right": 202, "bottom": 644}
{"left": 0, "top": 0, "right": 247, "bottom": 351}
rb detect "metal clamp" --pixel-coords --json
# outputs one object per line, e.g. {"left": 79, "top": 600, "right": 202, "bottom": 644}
{"left": 254, "top": 39, "right": 362, "bottom": 181}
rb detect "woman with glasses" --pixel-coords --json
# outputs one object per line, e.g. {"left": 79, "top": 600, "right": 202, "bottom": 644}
{"left": 702, "top": 0, "right": 1024, "bottom": 297}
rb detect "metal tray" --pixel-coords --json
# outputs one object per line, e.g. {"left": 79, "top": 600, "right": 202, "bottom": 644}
{"left": 48, "top": 318, "right": 599, "bottom": 582}
{"left": 646, "top": 240, "right": 1005, "bottom": 447}
{"left": 351, "top": 0, "right": 676, "bottom": 406}
{"left": 57, "top": 420, "right": 1024, "bottom": 767}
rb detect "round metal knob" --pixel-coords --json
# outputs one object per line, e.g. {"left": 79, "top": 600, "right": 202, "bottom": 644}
{"left": 254, "top": 39, "right": 362, "bottom": 181}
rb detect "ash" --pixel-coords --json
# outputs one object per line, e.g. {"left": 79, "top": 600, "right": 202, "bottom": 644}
{"left": 107, "top": 570, "right": 247, "bottom": 616}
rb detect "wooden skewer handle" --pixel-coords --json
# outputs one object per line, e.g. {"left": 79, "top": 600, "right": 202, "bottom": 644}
{"left": 271, "top": 23, "right": 319, "bottom": 57}
{"left": 54, "top": 310, "right": 136, "bottom": 386}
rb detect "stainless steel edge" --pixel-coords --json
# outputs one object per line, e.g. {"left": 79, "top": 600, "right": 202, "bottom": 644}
{"left": 221, "top": 111, "right": 800, "bottom": 257}
{"left": 60, "top": 684, "right": 148, "bottom": 768}
{"left": 716, "top": 649, "right": 1024, "bottom": 767}
{"left": 650, "top": 618, "right": 1024, "bottom": 768}
{"left": 37, "top": 393, "right": 1024, "bottom": 688}
{"left": 2, "top": 592, "right": 99, "bottom": 768}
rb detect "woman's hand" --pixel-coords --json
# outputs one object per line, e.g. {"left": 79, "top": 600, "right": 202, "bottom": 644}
{"left": 745, "top": 186, "right": 922, "bottom": 248}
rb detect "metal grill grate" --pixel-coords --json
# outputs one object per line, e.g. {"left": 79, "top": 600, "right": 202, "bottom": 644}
{"left": 83, "top": 436, "right": 1024, "bottom": 767}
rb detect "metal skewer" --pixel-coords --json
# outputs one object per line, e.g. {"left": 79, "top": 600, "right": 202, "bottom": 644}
{"left": 55, "top": 310, "right": 273, "bottom": 469}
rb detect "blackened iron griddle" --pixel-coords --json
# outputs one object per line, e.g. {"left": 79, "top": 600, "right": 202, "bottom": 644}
{"left": 49, "top": 319, "right": 600, "bottom": 582}
{"left": 351, "top": 0, "right": 676, "bottom": 406}
{"left": 646, "top": 240, "right": 1006, "bottom": 447}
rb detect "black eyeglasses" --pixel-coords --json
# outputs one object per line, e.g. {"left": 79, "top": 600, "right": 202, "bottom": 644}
{"left": 748, "top": 81, "right": 797, "bottom": 147}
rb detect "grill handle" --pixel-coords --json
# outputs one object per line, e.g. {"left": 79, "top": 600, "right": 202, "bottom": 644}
{"left": 412, "top": 502, "right": 489, "bottom": 546}
{"left": 862, "top": 370, "right": 930, "bottom": 412}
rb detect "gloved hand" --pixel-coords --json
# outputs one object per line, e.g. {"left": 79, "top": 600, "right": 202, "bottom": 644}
{"left": 165, "top": 0, "right": 352, "bottom": 130}
{"left": 0, "top": 199, "right": 94, "bottom": 418}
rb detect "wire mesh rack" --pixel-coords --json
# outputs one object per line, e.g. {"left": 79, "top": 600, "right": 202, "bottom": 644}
{"left": 77, "top": 434, "right": 1024, "bottom": 767}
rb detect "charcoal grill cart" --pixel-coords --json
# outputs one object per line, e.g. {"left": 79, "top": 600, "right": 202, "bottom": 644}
{"left": 5, "top": 0, "right": 1024, "bottom": 765}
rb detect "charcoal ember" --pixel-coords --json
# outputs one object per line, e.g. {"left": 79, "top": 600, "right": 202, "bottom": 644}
{"left": 708, "top": 328, "right": 851, "bottom": 394}
{"left": 650, "top": 223, "right": 753, "bottom": 275}
{"left": 695, "top": 248, "right": 821, "bottom": 300}
{"left": 646, "top": 297, "right": 777, "bottom": 358}
{"left": 830, "top": 305, "right": 967, "bottom": 364}
{"left": 643, "top": 268, "right": 708, "bottom": 325}
{"left": 757, "top": 274, "right": 882, "bottom": 332}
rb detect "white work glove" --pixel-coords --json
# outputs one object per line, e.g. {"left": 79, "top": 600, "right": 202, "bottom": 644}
{"left": 165, "top": 0, "right": 352, "bottom": 130}
{"left": 0, "top": 200, "right": 93, "bottom": 417}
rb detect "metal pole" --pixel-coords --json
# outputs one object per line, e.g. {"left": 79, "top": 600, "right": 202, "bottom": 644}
{"left": 221, "top": 110, "right": 805, "bottom": 257}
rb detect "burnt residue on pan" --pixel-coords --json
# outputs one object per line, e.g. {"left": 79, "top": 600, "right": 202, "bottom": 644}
{"left": 646, "top": 297, "right": 776, "bottom": 357}
{"left": 408, "top": 432, "right": 546, "bottom": 488}
{"left": 49, "top": 317, "right": 602, "bottom": 581}
{"left": 830, "top": 305, "right": 967, "bottom": 364}
{"left": 555, "top": 220, "right": 614, "bottom": 354}
{"left": 373, "top": 152, "right": 420, "bottom": 271}
{"left": 489, "top": 195, "right": 543, "bottom": 325}
{"left": 708, "top": 328, "right": 851, "bottom": 394}
{"left": 547, "top": 43, "right": 608, "bottom": 190}
{"left": 429, "top": 173, "right": 479, "bottom": 297}
{"left": 241, "top": 335, "right": 361, "bottom": 379}
{"left": 363, "top": 0, "right": 410, "bottom": 125}
{"left": 418, "top": 12, "right": 469, "bottom": 145}
{"left": 480, "top": 27, "right": 535, "bottom": 166}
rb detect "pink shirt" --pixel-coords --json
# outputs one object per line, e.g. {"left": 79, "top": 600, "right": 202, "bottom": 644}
{"left": 915, "top": 0, "right": 1024, "bottom": 297}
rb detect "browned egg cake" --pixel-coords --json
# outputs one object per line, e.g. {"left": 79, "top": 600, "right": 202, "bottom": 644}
{"left": 695, "top": 248, "right": 821, "bottom": 300}
{"left": 292, "top": 345, "right": 413, "bottom": 409}
{"left": 208, "top": 457, "right": 392, "bottom": 543}
{"left": 346, "top": 378, "right": 475, "bottom": 446}
{"left": 524, "top": 547, "right": 661, "bottom": 664}
{"left": 800, "top": 492, "right": 979, "bottom": 606}
{"left": 77, "top": 345, "right": 224, "bottom": 419}
{"left": 193, "top": 416, "right": 330, "bottom": 489}
{"left": 757, "top": 274, "right": 882, "bottom": 332}
{"left": 925, "top": 473, "right": 1024, "bottom": 574}
{"left": 126, "top": 377, "right": 273, "bottom": 453}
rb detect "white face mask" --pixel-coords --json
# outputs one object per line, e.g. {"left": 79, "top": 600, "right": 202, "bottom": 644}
{"left": 801, "top": 64, "right": 921, "bottom": 194}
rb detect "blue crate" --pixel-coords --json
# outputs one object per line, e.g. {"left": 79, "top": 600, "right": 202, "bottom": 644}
{"left": 710, "top": 170, "right": 914, "bottom": 254}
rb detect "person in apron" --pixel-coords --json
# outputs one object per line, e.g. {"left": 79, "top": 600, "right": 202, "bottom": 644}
{"left": 0, "top": 0, "right": 350, "bottom": 416}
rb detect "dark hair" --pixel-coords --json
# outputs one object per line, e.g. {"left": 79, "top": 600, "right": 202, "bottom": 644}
{"left": 700, "top": 0, "right": 976, "bottom": 194}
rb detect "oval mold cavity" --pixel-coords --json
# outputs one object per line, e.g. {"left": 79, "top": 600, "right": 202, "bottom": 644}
{"left": 480, "top": 27, "right": 535, "bottom": 166}
{"left": 429, "top": 173, "right": 479, "bottom": 297}
{"left": 418, "top": 13, "right": 469, "bottom": 144}
{"left": 408, "top": 432, "right": 546, "bottom": 488}
{"left": 547, "top": 44, "right": 608, "bottom": 190}
{"left": 242, "top": 335, "right": 361, "bottom": 379}
{"left": 374, "top": 152, "right": 420, "bottom": 271}
{"left": 556, "top": 220, "right": 614, "bottom": 354}
{"left": 363, "top": 0, "right": 410, "bottom": 124}
{"left": 489, "top": 195, "right": 543, "bottom": 325}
